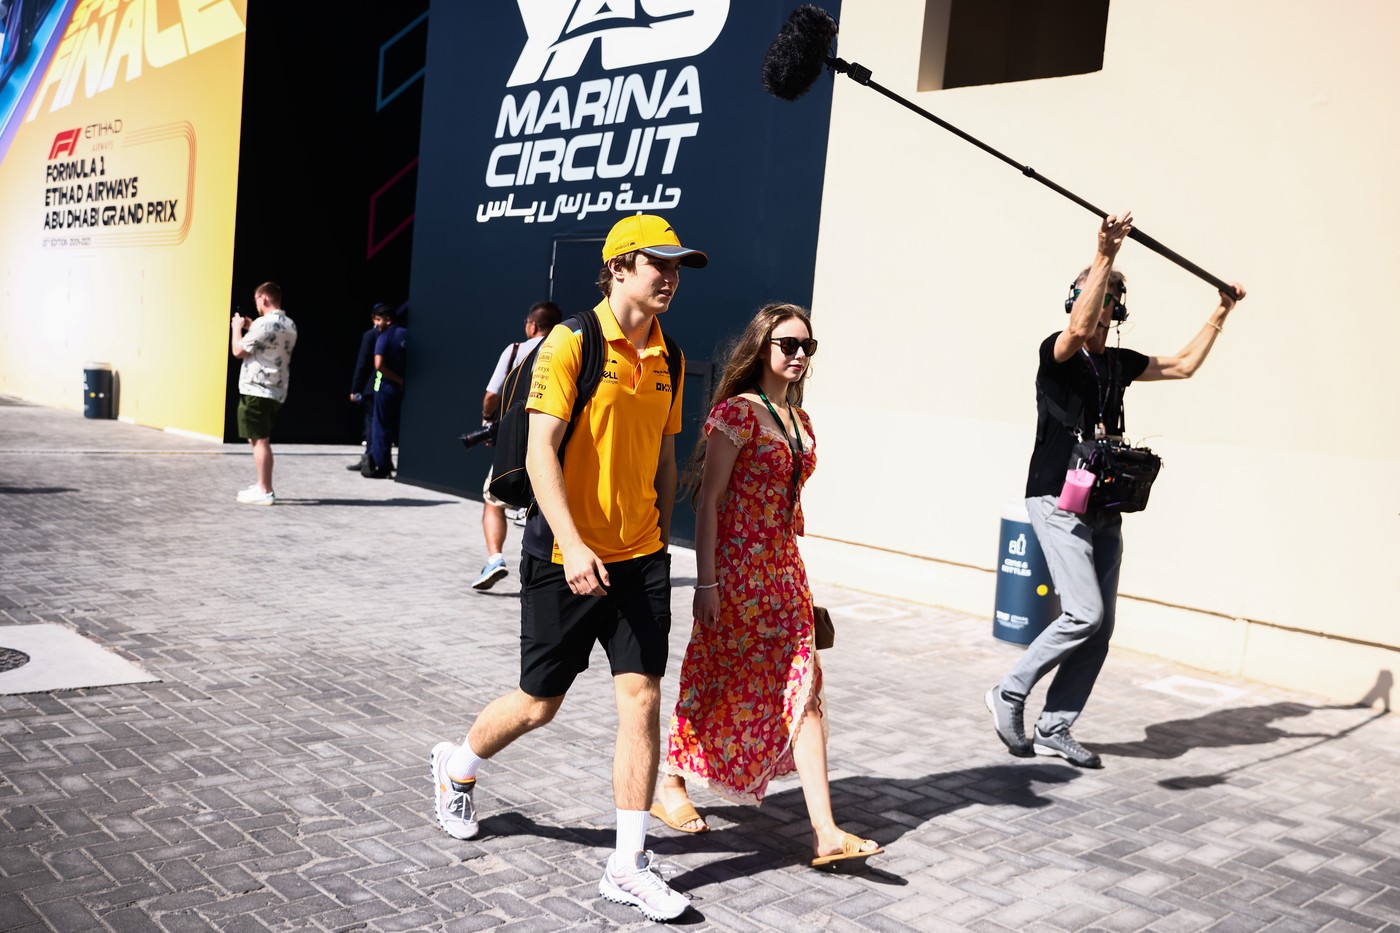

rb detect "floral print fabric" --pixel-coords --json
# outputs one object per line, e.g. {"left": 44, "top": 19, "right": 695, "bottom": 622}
{"left": 664, "top": 396, "right": 824, "bottom": 804}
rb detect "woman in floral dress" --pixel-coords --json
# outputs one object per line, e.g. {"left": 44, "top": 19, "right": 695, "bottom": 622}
{"left": 652, "top": 303, "right": 882, "bottom": 867}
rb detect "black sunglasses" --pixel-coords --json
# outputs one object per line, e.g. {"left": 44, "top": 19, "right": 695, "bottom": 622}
{"left": 770, "top": 336, "right": 818, "bottom": 357}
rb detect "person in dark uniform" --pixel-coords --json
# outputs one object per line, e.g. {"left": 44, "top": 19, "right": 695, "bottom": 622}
{"left": 348, "top": 303, "right": 393, "bottom": 471}
{"left": 363, "top": 307, "right": 407, "bottom": 478}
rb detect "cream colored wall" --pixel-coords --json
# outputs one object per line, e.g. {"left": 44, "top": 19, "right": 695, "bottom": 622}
{"left": 802, "top": 0, "right": 1400, "bottom": 703}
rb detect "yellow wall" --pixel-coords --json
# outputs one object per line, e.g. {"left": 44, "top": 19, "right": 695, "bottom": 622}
{"left": 802, "top": 0, "right": 1400, "bottom": 702}
{"left": 0, "top": 0, "right": 248, "bottom": 439}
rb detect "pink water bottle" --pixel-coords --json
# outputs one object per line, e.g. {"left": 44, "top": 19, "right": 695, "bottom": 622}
{"left": 1058, "top": 468, "right": 1096, "bottom": 514}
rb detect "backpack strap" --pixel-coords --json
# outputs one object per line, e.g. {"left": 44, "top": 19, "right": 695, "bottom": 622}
{"left": 557, "top": 309, "right": 605, "bottom": 458}
{"left": 522, "top": 310, "right": 605, "bottom": 557}
{"left": 662, "top": 332, "right": 681, "bottom": 409}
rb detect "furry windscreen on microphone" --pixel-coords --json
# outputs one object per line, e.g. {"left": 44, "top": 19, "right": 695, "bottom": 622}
{"left": 762, "top": 5, "right": 838, "bottom": 101}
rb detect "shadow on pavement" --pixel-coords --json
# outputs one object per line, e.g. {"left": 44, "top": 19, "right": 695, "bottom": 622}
{"left": 274, "top": 497, "right": 457, "bottom": 507}
{"left": 1098, "top": 672, "right": 1395, "bottom": 790}
{"left": 0, "top": 486, "right": 77, "bottom": 495}
{"left": 467, "top": 764, "right": 1077, "bottom": 899}
{"left": 658, "top": 764, "right": 1077, "bottom": 890}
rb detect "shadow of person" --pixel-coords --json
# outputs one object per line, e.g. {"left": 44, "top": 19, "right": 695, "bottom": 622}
{"left": 1351, "top": 669, "right": 1393, "bottom": 712}
{"left": 1092, "top": 701, "right": 1333, "bottom": 761}
{"left": 1150, "top": 671, "right": 1395, "bottom": 790}
{"left": 646, "top": 763, "right": 1081, "bottom": 890}
{"left": 273, "top": 497, "right": 456, "bottom": 507}
{"left": 467, "top": 765, "right": 1079, "bottom": 895}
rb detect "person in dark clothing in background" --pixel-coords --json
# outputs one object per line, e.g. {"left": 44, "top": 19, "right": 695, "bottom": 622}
{"left": 363, "top": 307, "right": 407, "bottom": 479}
{"left": 348, "top": 303, "right": 394, "bottom": 471}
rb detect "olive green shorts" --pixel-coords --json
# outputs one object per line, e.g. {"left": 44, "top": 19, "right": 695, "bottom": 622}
{"left": 236, "top": 395, "right": 283, "bottom": 440}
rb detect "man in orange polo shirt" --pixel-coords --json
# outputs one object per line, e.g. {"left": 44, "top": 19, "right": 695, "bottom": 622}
{"left": 429, "top": 215, "right": 703, "bottom": 922}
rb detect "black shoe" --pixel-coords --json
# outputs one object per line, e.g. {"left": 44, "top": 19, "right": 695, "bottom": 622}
{"left": 347, "top": 456, "right": 365, "bottom": 471}
{"left": 1033, "top": 726, "right": 1102, "bottom": 768}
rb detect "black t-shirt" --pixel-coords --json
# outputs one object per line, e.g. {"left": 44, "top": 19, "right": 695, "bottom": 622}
{"left": 1025, "top": 332, "right": 1149, "bottom": 498}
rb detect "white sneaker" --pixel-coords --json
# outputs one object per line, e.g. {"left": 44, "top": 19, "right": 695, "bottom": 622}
{"left": 430, "top": 742, "right": 479, "bottom": 839}
{"left": 237, "top": 488, "right": 275, "bottom": 505}
{"left": 599, "top": 850, "right": 689, "bottom": 922}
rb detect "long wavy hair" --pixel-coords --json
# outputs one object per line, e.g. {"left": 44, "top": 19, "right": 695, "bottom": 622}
{"left": 684, "top": 302, "right": 814, "bottom": 503}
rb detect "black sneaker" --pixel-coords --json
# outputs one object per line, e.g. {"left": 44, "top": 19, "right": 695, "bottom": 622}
{"left": 1033, "top": 726, "right": 1102, "bottom": 768}
{"left": 985, "top": 687, "right": 1032, "bottom": 757}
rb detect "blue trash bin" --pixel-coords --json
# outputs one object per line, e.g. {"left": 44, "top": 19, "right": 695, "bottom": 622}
{"left": 83, "top": 363, "right": 114, "bottom": 419}
{"left": 992, "top": 502, "right": 1060, "bottom": 645}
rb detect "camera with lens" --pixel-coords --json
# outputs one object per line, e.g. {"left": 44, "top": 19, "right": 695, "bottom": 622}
{"left": 460, "top": 421, "right": 498, "bottom": 449}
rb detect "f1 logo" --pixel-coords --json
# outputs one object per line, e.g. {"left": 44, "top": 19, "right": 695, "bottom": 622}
{"left": 49, "top": 129, "right": 81, "bottom": 160}
{"left": 509, "top": 0, "right": 729, "bottom": 87}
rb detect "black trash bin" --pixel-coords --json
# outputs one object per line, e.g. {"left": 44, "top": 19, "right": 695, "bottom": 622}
{"left": 992, "top": 502, "right": 1061, "bottom": 645}
{"left": 83, "top": 363, "right": 114, "bottom": 419}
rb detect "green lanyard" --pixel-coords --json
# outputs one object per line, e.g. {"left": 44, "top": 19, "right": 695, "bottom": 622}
{"left": 756, "top": 389, "right": 804, "bottom": 520}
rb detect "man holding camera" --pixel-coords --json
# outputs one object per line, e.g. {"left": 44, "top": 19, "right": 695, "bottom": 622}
{"left": 985, "top": 211, "right": 1245, "bottom": 769}
{"left": 471, "top": 300, "right": 562, "bottom": 590}
{"left": 230, "top": 282, "right": 297, "bottom": 506}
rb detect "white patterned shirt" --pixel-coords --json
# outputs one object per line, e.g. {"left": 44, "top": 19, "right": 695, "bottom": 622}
{"left": 238, "top": 310, "right": 298, "bottom": 402}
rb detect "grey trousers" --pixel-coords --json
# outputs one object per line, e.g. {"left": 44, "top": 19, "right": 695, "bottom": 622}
{"left": 999, "top": 495, "right": 1123, "bottom": 735}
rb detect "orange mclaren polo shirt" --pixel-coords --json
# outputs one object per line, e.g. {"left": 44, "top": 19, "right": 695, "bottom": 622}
{"left": 527, "top": 298, "right": 684, "bottom": 564}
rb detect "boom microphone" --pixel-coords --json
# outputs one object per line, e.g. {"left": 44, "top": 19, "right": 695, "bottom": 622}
{"left": 762, "top": 5, "right": 838, "bottom": 101}
{"left": 761, "top": 5, "right": 1234, "bottom": 293}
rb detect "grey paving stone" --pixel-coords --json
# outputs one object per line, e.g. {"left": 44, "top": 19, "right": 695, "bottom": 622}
{"left": 2, "top": 401, "right": 1399, "bottom": 932}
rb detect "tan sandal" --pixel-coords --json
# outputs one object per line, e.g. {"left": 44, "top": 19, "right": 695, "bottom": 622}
{"left": 650, "top": 800, "right": 709, "bottom": 833}
{"left": 811, "top": 832, "right": 883, "bottom": 867}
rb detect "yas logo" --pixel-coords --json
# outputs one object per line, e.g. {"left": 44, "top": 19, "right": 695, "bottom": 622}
{"left": 49, "top": 128, "right": 81, "bottom": 160}
{"left": 509, "top": 0, "right": 730, "bottom": 87}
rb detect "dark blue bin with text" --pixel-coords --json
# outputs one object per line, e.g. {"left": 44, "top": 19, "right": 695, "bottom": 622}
{"left": 993, "top": 503, "right": 1060, "bottom": 645}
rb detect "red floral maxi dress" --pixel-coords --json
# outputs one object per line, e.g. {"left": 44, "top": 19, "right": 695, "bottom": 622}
{"left": 664, "top": 396, "right": 824, "bottom": 805}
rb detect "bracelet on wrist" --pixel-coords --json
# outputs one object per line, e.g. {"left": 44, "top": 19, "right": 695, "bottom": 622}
{"left": 694, "top": 582, "right": 718, "bottom": 590}
{"left": 1207, "top": 320, "right": 1223, "bottom": 334}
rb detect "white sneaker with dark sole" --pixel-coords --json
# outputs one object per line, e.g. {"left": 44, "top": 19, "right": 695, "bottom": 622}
{"left": 599, "top": 850, "right": 689, "bottom": 922}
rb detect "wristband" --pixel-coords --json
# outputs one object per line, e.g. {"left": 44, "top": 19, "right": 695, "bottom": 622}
{"left": 694, "top": 582, "right": 718, "bottom": 590}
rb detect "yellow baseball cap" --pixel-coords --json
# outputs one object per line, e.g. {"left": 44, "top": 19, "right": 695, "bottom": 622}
{"left": 601, "top": 214, "right": 708, "bottom": 268}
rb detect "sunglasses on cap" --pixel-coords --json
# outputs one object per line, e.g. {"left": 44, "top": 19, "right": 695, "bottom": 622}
{"left": 770, "top": 336, "right": 818, "bottom": 357}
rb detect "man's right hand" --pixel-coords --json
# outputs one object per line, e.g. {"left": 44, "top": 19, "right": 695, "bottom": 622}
{"left": 1098, "top": 211, "right": 1133, "bottom": 259}
{"left": 561, "top": 543, "right": 610, "bottom": 596}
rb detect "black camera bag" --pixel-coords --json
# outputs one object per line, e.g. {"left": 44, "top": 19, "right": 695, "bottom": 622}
{"left": 1070, "top": 438, "right": 1162, "bottom": 513}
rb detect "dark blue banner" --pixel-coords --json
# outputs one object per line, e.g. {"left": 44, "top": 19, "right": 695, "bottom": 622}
{"left": 402, "top": 0, "right": 840, "bottom": 541}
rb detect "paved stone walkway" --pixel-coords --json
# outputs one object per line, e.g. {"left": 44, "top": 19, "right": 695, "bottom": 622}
{"left": 1, "top": 397, "right": 1397, "bottom": 932}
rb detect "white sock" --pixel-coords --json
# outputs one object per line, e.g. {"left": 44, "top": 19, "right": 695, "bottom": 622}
{"left": 488, "top": 552, "right": 504, "bottom": 564}
{"left": 614, "top": 808, "right": 649, "bottom": 866}
{"left": 446, "top": 737, "right": 483, "bottom": 783}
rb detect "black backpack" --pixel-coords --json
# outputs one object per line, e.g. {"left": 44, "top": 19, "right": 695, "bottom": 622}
{"left": 486, "top": 309, "right": 681, "bottom": 510}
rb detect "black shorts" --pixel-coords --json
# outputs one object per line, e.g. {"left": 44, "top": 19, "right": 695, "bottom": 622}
{"left": 519, "top": 550, "right": 672, "bottom": 698}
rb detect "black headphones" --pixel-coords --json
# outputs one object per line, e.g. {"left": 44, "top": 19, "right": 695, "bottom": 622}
{"left": 1064, "top": 281, "right": 1128, "bottom": 321}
